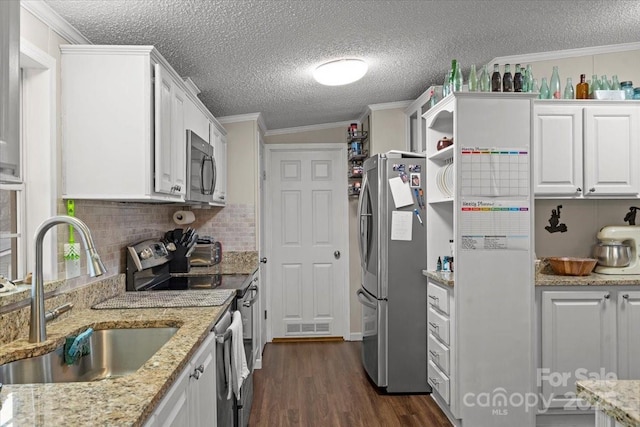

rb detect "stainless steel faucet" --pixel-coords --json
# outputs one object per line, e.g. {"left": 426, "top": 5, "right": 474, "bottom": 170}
{"left": 29, "top": 215, "right": 107, "bottom": 343}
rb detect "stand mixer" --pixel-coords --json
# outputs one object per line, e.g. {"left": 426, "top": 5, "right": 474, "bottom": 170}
{"left": 594, "top": 225, "right": 640, "bottom": 275}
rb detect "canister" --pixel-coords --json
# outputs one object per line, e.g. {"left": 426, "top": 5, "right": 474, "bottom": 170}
{"left": 634, "top": 88, "right": 640, "bottom": 100}
{"left": 621, "top": 81, "right": 633, "bottom": 99}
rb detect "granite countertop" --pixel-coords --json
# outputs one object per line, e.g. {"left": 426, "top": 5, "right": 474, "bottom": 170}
{"left": 0, "top": 300, "right": 232, "bottom": 426}
{"left": 422, "top": 270, "right": 454, "bottom": 287}
{"left": 577, "top": 380, "right": 640, "bottom": 426}
{"left": 423, "top": 260, "right": 640, "bottom": 288}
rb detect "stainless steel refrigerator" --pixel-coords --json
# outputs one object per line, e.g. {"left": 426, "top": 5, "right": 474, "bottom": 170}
{"left": 356, "top": 151, "right": 429, "bottom": 393}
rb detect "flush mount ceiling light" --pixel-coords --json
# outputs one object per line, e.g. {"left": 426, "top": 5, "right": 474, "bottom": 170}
{"left": 313, "top": 58, "right": 368, "bottom": 86}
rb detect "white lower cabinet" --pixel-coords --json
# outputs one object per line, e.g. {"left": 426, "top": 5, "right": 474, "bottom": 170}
{"left": 617, "top": 291, "right": 640, "bottom": 379}
{"left": 145, "top": 333, "right": 217, "bottom": 427}
{"left": 540, "top": 290, "right": 616, "bottom": 409}
{"left": 538, "top": 288, "right": 640, "bottom": 415}
{"left": 426, "top": 281, "right": 455, "bottom": 412}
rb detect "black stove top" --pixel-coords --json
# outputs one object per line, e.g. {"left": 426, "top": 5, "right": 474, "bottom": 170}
{"left": 148, "top": 274, "right": 251, "bottom": 296}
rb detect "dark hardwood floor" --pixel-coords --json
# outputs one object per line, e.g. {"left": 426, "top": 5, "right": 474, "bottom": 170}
{"left": 249, "top": 341, "right": 452, "bottom": 427}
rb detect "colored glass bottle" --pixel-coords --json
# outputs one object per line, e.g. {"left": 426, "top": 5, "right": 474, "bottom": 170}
{"left": 531, "top": 78, "right": 539, "bottom": 93}
{"left": 600, "top": 74, "right": 610, "bottom": 90}
{"left": 480, "top": 64, "right": 491, "bottom": 92}
{"left": 590, "top": 74, "right": 600, "bottom": 96}
{"left": 549, "top": 66, "right": 561, "bottom": 99}
{"left": 563, "top": 77, "right": 574, "bottom": 99}
{"left": 524, "top": 64, "right": 534, "bottom": 93}
{"left": 539, "top": 77, "right": 550, "bottom": 99}
{"left": 611, "top": 75, "right": 621, "bottom": 90}
{"left": 513, "top": 63, "right": 523, "bottom": 92}
{"left": 443, "top": 70, "right": 451, "bottom": 97}
{"left": 491, "top": 63, "right": 502, "bottom": 92}
{"left": 453, "top": 60, "right": 463, "bottom": 92}
{"left": 467, "top": 64, "right": 478, "bottom": 92}
{"left": 576, "top": 74, "right": 589, "bottom": 99}
{"left": 502, "top": 63, "right": 514, "bottom": 92}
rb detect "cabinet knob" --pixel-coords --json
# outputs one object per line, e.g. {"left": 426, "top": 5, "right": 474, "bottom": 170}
{"left": 189, "top": 364, "right": 205, "bottom": 380}
{"left": 603, "top": 292, "right": 610, "bottom": 300}
{"left": 589, "top": 187, "right": 596, "bottom": 193}
{"left": 576, "top": 187, "right": 582, "bottom": 193}
{"left": 622, "top": 294, "right": 630, "bottom": 300}
{"left": 260, "top": 257, "right": 268, "bottom": 264}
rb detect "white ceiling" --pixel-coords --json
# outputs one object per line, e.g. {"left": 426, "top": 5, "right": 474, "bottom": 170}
{"left": 43, "top": 0, "right": 640, "bottom": 130}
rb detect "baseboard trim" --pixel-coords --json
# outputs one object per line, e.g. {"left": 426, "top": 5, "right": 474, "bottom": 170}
{"left": 272, "top": 336, "right": 344, "bottom": 343}
{"left": 349, "top": 332, "right": 363, "bottom": 341}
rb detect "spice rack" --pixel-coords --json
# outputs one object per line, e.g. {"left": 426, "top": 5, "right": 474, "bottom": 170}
{"left": 347, "top": 130, "right": 368, "bottom": 197}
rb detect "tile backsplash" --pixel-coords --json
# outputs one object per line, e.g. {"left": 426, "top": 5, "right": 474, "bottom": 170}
{"left": 535, "top": 199, "right": 638, "bottom": 258}
{"left": 56, "top": 200, "right": 256, "bottom": 281}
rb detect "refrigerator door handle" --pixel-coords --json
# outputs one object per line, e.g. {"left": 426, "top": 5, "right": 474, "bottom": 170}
{"left": 356, "top": 288, "right": 377, "bottom": 310}
{"left": 357, "top": 173, "right": 370, "bottom": 270}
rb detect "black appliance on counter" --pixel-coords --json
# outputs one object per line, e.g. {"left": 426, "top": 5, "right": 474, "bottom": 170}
{"left": 126, "top": 238, "right": 258, "bottom": 427}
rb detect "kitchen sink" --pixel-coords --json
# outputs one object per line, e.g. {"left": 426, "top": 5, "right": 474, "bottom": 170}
{"left": 0, "top": 327, "right": 178, "bottom": 384}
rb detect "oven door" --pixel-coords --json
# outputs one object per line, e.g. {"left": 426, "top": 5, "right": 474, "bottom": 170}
{"left": 186, "top": 130, "right": 216, "bottom": 203}
{"left": 239, "top": 277, "right": 258, "bottom": 370}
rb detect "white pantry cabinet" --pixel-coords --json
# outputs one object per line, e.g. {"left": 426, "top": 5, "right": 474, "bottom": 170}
{"left": 533, "top": 101, "right": 640, "bottom": 198}
{"left": 423, "top": 92, "right": 536, "bottom": 427}
{"left": 145, "top": 332, "right": 217, "bottom": 427}
{"left": 61, "top": 45, "right": 187, "bottom": 202}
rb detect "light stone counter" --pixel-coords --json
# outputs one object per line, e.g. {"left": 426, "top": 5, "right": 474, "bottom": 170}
{"left": 422, "top": 259, "right": 640, "bottom": 288}
{"left": 577, "top": 380, "right": 640, "bottom": 427}
{"left": 0, "top": 300, "right": 231, "bottom": 426}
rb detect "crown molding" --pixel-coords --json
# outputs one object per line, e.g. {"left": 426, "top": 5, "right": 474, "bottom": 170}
{"left": 490, "top": 42, "right": 640, "bottom": 66}
{"left": 21, "top": 1, "right": 91, "bottom": 44}
{"left": 218, "top": 112, "right": 267, "bottom": 134}
{"left": 265, "top": 120, "right": 354, "bottom": 137}
{"left": 368, "top": 100, "right": 413, "bottom": 111}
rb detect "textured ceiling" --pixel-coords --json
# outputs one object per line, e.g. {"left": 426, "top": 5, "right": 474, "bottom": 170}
{"left": 44, "top": 0, "right": 640, "bottom": 130}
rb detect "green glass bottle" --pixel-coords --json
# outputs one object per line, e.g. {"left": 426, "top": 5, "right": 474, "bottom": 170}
{"left": 468, "top": 64, "right": 478, "bottom": 92}
{"left": 611, "top": 75, "right": 621, "bottom": 90}
{"left": 524, "top": 64, "right": 534, "bottom": 93}
{"left": 563, "top": 77, "right": 574, "bottom": 99}
{"left": 539, "top": 77, "right": 550, "bottom": 99}
{"left": 453, "top": 60, "right": 463, "bottom": 92}
{"left": 549, "top": 66, "right": 561, "bottom": 99}
{"left": 480, "top": 65, "right": 491, "bottom": 92}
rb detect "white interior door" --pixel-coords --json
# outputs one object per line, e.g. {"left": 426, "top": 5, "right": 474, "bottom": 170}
{"left": 267, "top": 143, "right": 348, "bottom": 339}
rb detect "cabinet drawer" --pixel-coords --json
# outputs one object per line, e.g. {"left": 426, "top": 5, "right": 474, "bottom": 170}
{"left": 428, "top": 333, "right": 450, "bottom": 375}
{"left": 427, "top": 282, "right": 449, "bottom": 315}
{"left": 428, "top": 306, "right": 450, "bottom": 345}
{"left": 428, "top": 360, "right": 450, "bottom": 404}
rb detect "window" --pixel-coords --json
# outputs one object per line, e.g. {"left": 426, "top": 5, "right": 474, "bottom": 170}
{"left": 0, "top": 40, "right": 57, "bottom": 282}
{"left": 0, "top": 185, "right": 23, "bottom": 279}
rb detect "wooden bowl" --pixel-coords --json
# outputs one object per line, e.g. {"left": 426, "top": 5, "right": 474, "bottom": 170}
{"left": 548, "top": 257, "right": 597, "bottom": 276}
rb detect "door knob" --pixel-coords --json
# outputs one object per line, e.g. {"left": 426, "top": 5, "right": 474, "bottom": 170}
{"left": 260, "top": 257, "right": 267, "bottom": 264}
{"left": 334, "top": 250, "right": 341, "bottom": 259}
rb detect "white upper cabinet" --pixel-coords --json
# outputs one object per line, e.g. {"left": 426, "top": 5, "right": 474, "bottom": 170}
{"left": 155, "top": 64, "right": 187, "bottom": 197}
{"left": 184, "top": 95, "right": 211, "bottom": 144}
{"left": 210, "top": 122, "right": 227, "bottom": 206}
{"left": 61, "top": 45, "right": 197, "bottom": 202}
{"left": 534, "top": 101, "right": 640, "bottom": 198}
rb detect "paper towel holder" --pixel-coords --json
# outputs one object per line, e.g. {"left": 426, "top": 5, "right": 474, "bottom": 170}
{"left": 173, "top": 210, "right": 195, "bottom": 225}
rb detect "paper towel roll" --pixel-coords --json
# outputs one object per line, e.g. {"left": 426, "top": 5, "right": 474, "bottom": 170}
{"left": 173, "top": 210, "right": 195, "bottom": 225}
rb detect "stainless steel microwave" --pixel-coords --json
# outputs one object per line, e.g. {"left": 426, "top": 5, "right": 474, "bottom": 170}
{"left": 185, "top": 129, "right": 216, "bottom": 203}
